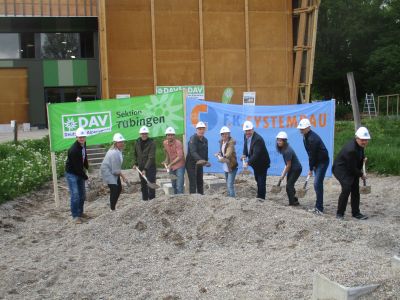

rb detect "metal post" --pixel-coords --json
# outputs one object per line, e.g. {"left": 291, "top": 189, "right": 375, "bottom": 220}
{"left": 13, "top": 121, "right": 18, "bottom": 143}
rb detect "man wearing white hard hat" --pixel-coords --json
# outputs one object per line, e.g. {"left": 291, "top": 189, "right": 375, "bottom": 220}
{"left": 215, "top": 126, "right": 238, "bottom": 197}
{"left": 185, "top": 121, "right": 210, "bottom": 194}
{"left": 101, "top": 133, "right": 128, "bottom": 210}
{"left": 163, "top": 127, "right": 185, "bottom": 194}
{"left": 332, "top": 127, "right": 371, "bottom": 220}
{"left": 297, "top": 118, "right": 329, "bottom": 214}
{"left": 241, "top": 120, "right": 270, "bottom": 200}
{"left": 65, "top": 127, "right": 89, "bottom": 224}
{"left": 276, "top": 131, "right": 302, "bottom": 206}
{"left": 133, "top": 126, "right": 157, "bottom": 200}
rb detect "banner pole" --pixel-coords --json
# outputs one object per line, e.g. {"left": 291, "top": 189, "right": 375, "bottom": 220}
{"left": 183, "top": 90, "right": 189, "bottom": 193}
{"left": 47, "top": 103, "right": 60, "bottom": 207}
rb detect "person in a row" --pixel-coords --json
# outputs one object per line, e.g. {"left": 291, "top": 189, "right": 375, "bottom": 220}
{"left": 163, "top": 127, "right": 185, "bottom": 194}
{"left": 133, "top": 126, "right": 156, "bottom": 201}
{"left": 215, "top": 126, "right": 238, "bottom": 197}
{"left": 101, "top": 133, "right": 128, "bottom": 211}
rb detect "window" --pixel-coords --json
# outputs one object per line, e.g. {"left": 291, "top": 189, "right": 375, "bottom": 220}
{"left": 80, "top": 32, "right": 94, "bottom": 58}
{"left": 0, "top": 33, "right": 20, "bottom": 59}
{"left": 20, "top": 33, "right": 35, "bottom": 59}
{"left": 41, "top": 33, "right": 80, "bottom": 59}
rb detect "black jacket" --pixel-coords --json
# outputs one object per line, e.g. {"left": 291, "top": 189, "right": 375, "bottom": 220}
{"left": 303, "top": 130, "right": 329, "bottom": 170}
{"left": 242, "top": 131, "right": 270, "bottom": 171}
{"left": 133, "top": 138, "right": 156, "bottom": 171}
{"left": 186, "top": 134, "right": 208, "bottom": 166}
{"left": 332, "top": 139, "right": 364, "bottom": 184}
{"left": 65, "top": 141, "right": 89, "bottom": 179}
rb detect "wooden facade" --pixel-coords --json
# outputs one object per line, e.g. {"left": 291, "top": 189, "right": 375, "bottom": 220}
{"left": 0, "top": 0, "right": 97, "bottom": 17}
{"left": 0, "top": 68, "right": 28, "bottom": 124}
{"left": 99, "top": 0, "right": 297, "bottom": 105}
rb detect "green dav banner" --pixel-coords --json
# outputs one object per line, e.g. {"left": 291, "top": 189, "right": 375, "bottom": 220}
{"left": 156, "top": 85, "right": 204, "bottom": 101}
{"left": 48, "top": 91, "right": 184, "bottom": 152}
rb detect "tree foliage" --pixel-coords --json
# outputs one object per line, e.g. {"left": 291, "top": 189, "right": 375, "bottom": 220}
{"left": 313, "top": 0, "right": 400, "bottom": 100}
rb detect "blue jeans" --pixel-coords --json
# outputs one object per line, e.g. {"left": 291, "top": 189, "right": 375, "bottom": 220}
{"left": 313, "top": 161, "right": 329, "bottom": 212}
{"left": 224, "top": 168, "right": 238, "bottom": 197}
{"left": 66, "top": 172, "right": 86, "bottom": 218}
{"left": 170, "top": 167, "right": 185, "bottom": 194}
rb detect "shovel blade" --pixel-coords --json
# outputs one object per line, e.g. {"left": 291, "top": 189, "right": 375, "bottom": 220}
{"left": 147, "top": 182, "right": 160, "bottom": 190}
{"left": 270, "top": 186, "right": 282, "bottom": 194}
{"left": 360, "top": 185, "right": 371, "bottom": 194}
{"left": 296, "top": 188, "right": 306, "bottom": 198}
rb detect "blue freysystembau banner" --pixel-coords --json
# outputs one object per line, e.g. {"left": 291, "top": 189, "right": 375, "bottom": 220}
{"left": 185, "top": 99, "right": 335, "bottom": 176}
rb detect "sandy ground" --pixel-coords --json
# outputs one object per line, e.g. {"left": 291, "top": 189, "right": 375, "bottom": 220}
{"left": 0, "top": 171, "right": 399, "bottom": 300}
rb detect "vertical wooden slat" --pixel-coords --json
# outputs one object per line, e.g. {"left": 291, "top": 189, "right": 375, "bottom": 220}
{"left": 75, "top": 0, "right": 78, "bottom": 16}
{"left": 40, "top": 0, "right": 43, "bottom": 16}
{"left": 98, "top": 0, "right": 109, "bottom": 98}
{"left": 5, "top": 0, "right": 8, "bottom": 16}
{"left": 49, "top": 0, "right": 52, "bottom": 16}
{"left": 151, "top": 0, "right": 157, "bottom": 92}
{"left": 83, "top": 0, "right": 86, "bottom": 16}
{"left": 199, "top": 0, "right": 205, "bottom": 86}
{"left": 89, "top": 0, "right": 92, "bottom": 16}
{"left": 245, "top": 0, "right": 250, "bottom": 91}
{"left": 13, "top": 0, "right": 17, "bottom": 16}
{"left": 305, "top": 0, "right": 320, "bottom": 103}
{"left": 66, "top": 0, "right": 69, "bottom": 15}
{"left": 292, "top": 0, "right": 308, "bottom": 103}
{"left": 31, "top": 0, "right": 34, "bottom": 16}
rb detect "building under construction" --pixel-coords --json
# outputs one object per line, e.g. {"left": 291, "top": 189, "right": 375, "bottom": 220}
{"left": 0, "top": 0, "right": 320, "bottom": 127}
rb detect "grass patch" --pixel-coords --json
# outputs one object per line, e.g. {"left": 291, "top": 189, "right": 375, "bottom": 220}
{"left": 0, "top": 137, "right": 66, "bottom": 203}
{"left": 335, "top": 118, "right": 400, "bottom": 175}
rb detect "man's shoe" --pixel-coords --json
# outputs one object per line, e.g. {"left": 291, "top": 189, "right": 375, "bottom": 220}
{"left": 353, "top": 213, "right": 368, "bottom": 220}
{"left": 309, "top": 208, "right": 323, "bottom": 215}
{"left": 289, "top": 201, "right": 300, "bottom": 206}
{"left": 73, "top": 217, "right": 82, "bottom": 224}
{"left": 336, "top": 214, "right": 344, "bottom": 220}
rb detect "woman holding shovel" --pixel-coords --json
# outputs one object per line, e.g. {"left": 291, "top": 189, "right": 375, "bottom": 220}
{"left": 215, "top": 126, "right": 238, "bottom": 197}
{"left": 133, "top": 126, "right": 157, "bottom": 201}
{"left": 332, "top": 127, "right": 371, "bottom": 220}
{"left": 101, "top": 133, "right": 128, "bottom": 211}
{"left": 275, "top": 131, "right": 302, "bottom": 206}
{"left": 163, "top": 127, "right": 185, "bottom": 194}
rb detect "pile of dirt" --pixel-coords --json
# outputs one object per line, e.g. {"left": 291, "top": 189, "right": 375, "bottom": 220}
{"left": 0, "top": 171, "right": 399, "bottom": 299}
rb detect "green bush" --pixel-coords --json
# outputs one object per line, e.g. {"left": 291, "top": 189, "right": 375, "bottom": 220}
{"left": 334, "top": 118, "right": 400, "bottom": 175}
{"left": 0, "top": 137, "right": 66, "bottom": 203}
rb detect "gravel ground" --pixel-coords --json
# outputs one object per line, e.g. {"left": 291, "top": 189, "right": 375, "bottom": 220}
{"left": 0, "top": 171, "right": 399, "bottom": 300}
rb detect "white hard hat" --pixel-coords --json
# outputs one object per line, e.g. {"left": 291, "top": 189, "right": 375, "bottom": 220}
{"left": 75, "top": 127, "right": 87, "bottom": 137}
{"left": 242, "top": 120, "right": 254, "bottom": 131}
{"left": 220, "top": 126, "right": 230, "bottom": 134}
{"left": 276, "top": 131, "right": 288, "bottom": 139}
{"left": 196, "top": 121, "right": 206, "bottom": 128}
{"left": 139, "top": 126, "right": 149, "bottom": 134}
{"left": 355, "top": 127, "right": 371, "bottom": 140}
{"left": 297, "top": 118, "right": 311, "bottom": 129}
{"left": 113, "top": 133, "right": 126, "bottom": 142}
{"left": 165, "top": 127, "right": 176, "bottom": 135}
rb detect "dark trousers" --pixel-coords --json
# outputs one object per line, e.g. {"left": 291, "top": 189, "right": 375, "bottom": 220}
{"left": 287, "top": 168, "right": 302, "bottom": 204}
{"left": 253, "top": 168, "right": 267, "bottom": 199}
{"left": 186, "top": 163, "right": 204, "bottom": 194}
{"left": 336, "top": 176, "right": 360, "bottom": 216}
{"left": 140, "top": 167, "right": 156, "bottom": 200}
{"left": 108, "top": 177, "right": 122, "bottom": 210}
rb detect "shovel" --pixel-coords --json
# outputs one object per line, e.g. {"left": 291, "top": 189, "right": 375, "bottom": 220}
{"left": 240, "top": 158, "right": 251, "bottom": 175}
{"left": 135, "top": 167, "right": 160, "bottom": 190}
{"left": 271, "top": 170, "right": 285, "bottom": 194}
{"left": 360, "top": 158, "right": 371, "bottom": 194}
{"left": 163, "top": 163, "right": 178, "bottom": 180}
{"left": 296, "top": 174, "right": 310, "bottom": 198}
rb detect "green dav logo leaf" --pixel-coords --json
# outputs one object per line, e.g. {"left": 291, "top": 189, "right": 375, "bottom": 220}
{"left": 62, "top": 111, "right": 112, "bottom": 138}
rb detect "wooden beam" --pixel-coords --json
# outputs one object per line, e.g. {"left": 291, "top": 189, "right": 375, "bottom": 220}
{"left": 293, "top": 6, "right": 316, "bottom": 15}
{"left": 98, "top": 0, "right": 109, "bottom": 99}
{"left": 199, "top": 0, "right": 205, "bottom": 86}
{"left": 292, "top": 0, "right": 308, "bottom": 103}
{"left": 151, "top": 0, "right": 157, "bottom": 92}
{"left": 305, "top": 0, "right": 320, "bottom": 103}
{"left": 245, "top": 0, "right": 250, "bottom": 91}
